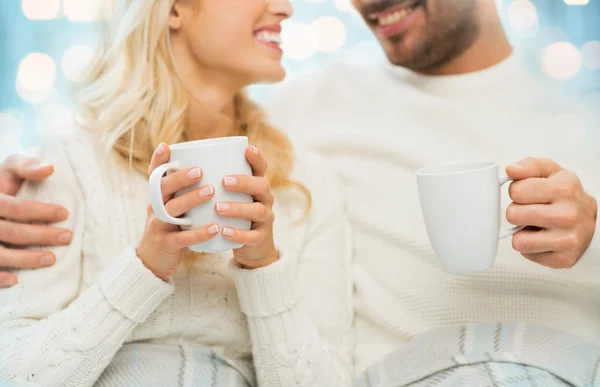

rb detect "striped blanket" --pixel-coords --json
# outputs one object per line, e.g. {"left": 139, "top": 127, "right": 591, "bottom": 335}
{"left": 356, "top": 323, "right": 600, "bottom": 387}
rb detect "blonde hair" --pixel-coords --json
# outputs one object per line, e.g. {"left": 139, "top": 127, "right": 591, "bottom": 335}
{"left": 75, "top": 0, "right": 311, "bottom": 214}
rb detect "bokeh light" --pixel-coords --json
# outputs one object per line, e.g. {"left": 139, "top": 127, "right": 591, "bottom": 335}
{"left": 282, "top": 22, "right": 319, "bottom": 61}
{"left": 36, "top": 104, "right": 75, "bottom": 136}
{"left": 16, "top": 53, "right": 57, "bottom": 104}
{"left": 541, "top": 41, "right": 582, "bottom": 80}
{"left": 334, "top": 0, "right": 355, "bottom": 13}
{"left": 63, "top": 0, "right": 104, "bottom": 22}
{"left": 508, "top": 0, "right": 538, "bottom": 29}
{"left": 22, "top": 0, "right": 61, "bottom": 20}
{"left": 563, "top": 0, "right": 589, "bottom": 5}
{"left": 62, "top": 44, "right": 96, "bottom": 82}
{"left": 0, "top": 112, "right": 23, "bottom": 160}
{"left": 313, "top": 17, "right": 347, "bottom": 53}
{"left": 581, "top": 41, "right": 600, "bottom": 70}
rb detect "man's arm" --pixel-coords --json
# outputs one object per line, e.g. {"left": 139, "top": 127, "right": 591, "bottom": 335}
{"left": 0, "top": 154, "right": 72, "bottom": 288}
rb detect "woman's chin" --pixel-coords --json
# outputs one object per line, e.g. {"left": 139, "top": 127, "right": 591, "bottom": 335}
{"left": 251, "top": 67, "right": 286, "bottom": 85}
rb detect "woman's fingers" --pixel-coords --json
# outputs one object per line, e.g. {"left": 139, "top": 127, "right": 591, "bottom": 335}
{"left": 245, "top": 145, "right": 268, "bottom": 177}
{"left": 148, "top": 143, "right": 171, "bottom": 175}
{"left": 160, "top": 167, "right": 203, "bottom": 202}
{"left": 221, "top": 227, "right": 264, "bottom": 246}
{"left": 222, "top": 175, "right": 273, "bottom": 206}
{"left": 168, "top": 223, "right": 220, "bottom": 249}
{"left": 165, "top": 185, "right": 214, "bottom": 218}
{"left": 215, "top": 202, "right": 273, "bottom": 223}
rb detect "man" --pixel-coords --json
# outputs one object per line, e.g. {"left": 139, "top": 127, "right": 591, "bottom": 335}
{"left": 262, "top": 0, "right": 600, "bottom": 384}
{"left": 1, "top": 0, "right": 599, "bottom": 385}
{"left": 0, "top": 155, "right": 71, "bottom": 287}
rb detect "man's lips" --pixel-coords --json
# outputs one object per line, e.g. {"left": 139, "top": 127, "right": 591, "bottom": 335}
{"left": 368, "top": 0, "right": 421, "bottom": 20}
{"left": 361, "top": 0, "right": 423, "bottom": 38}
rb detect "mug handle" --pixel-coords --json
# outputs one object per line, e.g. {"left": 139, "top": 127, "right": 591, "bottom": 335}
{"left": 148, "top": 161, "right": 193, "bottom": 227}
{"left": 498, "top": 173, "right": 525, "bottom": 239}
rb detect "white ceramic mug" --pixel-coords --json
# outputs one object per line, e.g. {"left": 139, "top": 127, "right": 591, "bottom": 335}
{"left": 416, "top": 161, "right": 524, "bottom": 274}
{"left": 148, "top": 136, "right": 252, "bottom": 253}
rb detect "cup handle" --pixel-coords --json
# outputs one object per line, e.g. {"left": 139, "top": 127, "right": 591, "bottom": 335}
{"left": 498, "top": 173, "right": 525, "bottom": 239}
{"left": 148, "top": 161, "right": 193, "bottom": 227}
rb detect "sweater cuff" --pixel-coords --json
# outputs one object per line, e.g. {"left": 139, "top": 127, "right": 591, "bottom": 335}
{"left": 229, "top": 251, "right": 298, "bottom": 318}
{"left": 575, "top": 196, "right": 600, "bottom": 269}
{"left": 100, "top": 247, "right": 174, "bottom": 323}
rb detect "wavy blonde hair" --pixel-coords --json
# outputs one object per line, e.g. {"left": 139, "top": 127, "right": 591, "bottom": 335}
{"left": 75, "top": 0, "right": 311, "bottom": 214}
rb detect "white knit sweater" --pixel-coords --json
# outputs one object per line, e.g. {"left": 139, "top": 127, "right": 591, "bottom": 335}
{"left": 265, "top": 53, "right": 600, "bottom": 376}
{"left": 0, "top": 130, "right": 353, "bottom": 387}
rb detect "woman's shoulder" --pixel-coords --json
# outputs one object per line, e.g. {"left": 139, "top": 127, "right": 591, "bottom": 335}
{"left": 34, "top": 125, "right": 129, "bottom": 191}
{"left": 35, "top": 124, "right": 105, "bottom": 165}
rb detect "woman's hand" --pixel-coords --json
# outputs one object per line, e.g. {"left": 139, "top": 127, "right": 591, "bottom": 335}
{"left": 216, "top": 145, "right": 278, "bottom": 269}
{"left": 137, "top": 143, "right": 219, "bottom": 279}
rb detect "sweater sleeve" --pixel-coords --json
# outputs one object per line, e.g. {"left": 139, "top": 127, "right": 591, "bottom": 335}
{"left": 0, "top": 138, "right": 173, "bottom": 387}
{"left": 230, "top": 163, "right": 354, "bottom": 386}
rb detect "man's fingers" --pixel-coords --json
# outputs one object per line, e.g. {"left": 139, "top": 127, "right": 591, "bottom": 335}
{"left": 511, "top": 229, "right": 554, "bottom": 254}
{"left": 148, "top": 143, "right": 171, "bottom": 175}
{"left": 3, "top": 154, "right": 54, "bottom": 182}
{"left": 0, "top": 246, "right": 56, "bottom": 270}
{"left": 0, "top": 272, "right": 17, "bottom": 288}
{"left": 508, "top": 178, "right": 556, "bottom": 204}
{"left": 506, "top": 202, "right": 578, "bottom": 229}
{"left": 0, "top": 220, "right": 72, "bottom": 246}
{"left": 521, "top": 252, "right": 576, "bottom": 269}
{"left": 506, "top": 157, "right": 562, "bottom": 180}
{"left": 0, "top": 195, "right": 68, "bottom": 223}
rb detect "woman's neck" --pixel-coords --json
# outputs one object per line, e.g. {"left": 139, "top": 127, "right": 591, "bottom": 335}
{"left": 186, "top": 97, "right": 237, "bottom": 140}
{"left": 171, "top": 43, "right": 242, "bottom": 140}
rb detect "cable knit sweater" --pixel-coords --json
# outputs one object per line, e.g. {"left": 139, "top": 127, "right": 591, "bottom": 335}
{"left": 265, "top": 53, "right": 600, "bottom": 376}
{"left": 0, "top": 130, "right": 353, "bottom": 387}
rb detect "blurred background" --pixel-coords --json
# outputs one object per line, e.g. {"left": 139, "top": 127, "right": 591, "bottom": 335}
{"left": 0, "top": 0, "right": 599, "bottom": 159}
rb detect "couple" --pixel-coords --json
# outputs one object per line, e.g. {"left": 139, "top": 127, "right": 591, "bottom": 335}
{"left": 2, "top": 0, "right": 600, "bottom": 386}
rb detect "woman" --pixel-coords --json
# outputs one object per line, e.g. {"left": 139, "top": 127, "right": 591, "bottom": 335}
{"left": 0, "top": 0, "right": 352, "bottom": 386}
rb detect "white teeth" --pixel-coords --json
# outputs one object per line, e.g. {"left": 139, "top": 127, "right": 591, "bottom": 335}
{"left": 378, "top": 8, "right": 411, "bottom": 26}
{"left": 256, "top": 31, "right": 282, "bottom": 45}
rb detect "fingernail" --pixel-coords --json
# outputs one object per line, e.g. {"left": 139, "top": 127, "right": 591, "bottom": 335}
{"left": 2, "top": 278, "right": 16, "bottom": 287}
{"left": 199, "top": 186, "right": 214, "bottom": 197}
{"left": 188, "top": 168, "right": 201, "bottom": 179}
{"left": 56, "top": 208, "right": 68, "bottom": 219}
{"left": 156, "top": 143, "right": 165, "bottom": 155}
{"left": 510, "top": 163, "right": 526, "bottom": 170}
{"left": 251, "top": 145, "right": 259, "bottom": 155}
{"left": 223, "top": 176, "right": 237, "bottom": 187}
{"left": 39, "top": 255, "right": 54, "bottom": 266}
{"left": 31, "top": 162, "right": 51, "bottom": 171}
{"left": 223, "top": 227, "right": 234, "bottom": 237}
{"left": 208, "top": 224, "right": 220, "bottom": 235}
{"left": 216, "top": 202, "right": 231, "bottom": 211}
{"left": 58, "top": 232, "right": 72, "bottom": 244}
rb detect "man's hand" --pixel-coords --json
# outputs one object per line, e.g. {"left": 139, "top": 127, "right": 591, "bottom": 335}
{"left": 506, "top": 157, "right": 597, "bottom": 269}
{"left": 0, "top": 154, "right": 72, "bottom": 288}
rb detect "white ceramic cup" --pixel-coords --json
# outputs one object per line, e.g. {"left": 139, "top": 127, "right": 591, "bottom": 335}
{"left": 416, "top": 161, "right": 524, "bottom": 274}
{"left": 148, "top": 136, "right": 253, "bottom": 253}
